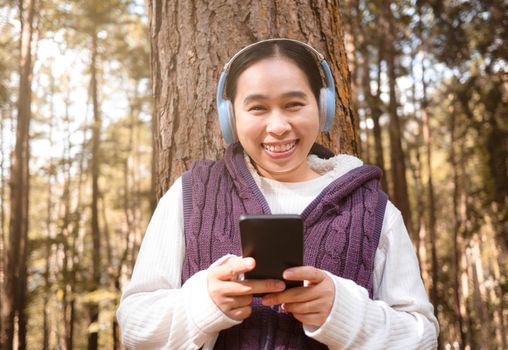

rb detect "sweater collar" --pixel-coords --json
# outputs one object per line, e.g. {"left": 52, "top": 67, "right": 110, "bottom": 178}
{"left": 240, "top": 143, "right": 364, "bottom": 185}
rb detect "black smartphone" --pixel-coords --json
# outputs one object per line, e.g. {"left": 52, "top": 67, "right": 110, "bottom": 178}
{"left": 239, "top": 214, "right": 304, "bottom": 294}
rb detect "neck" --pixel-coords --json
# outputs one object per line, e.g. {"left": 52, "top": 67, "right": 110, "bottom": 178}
{"left": 251, "top": 158, "right": 320, "bottom": 182}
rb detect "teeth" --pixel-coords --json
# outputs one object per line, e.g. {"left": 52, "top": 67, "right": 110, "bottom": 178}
{"left": 263, "top": 142, "right": 296, "bottom": 153}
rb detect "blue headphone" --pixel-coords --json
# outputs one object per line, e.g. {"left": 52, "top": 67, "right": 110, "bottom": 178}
{"left": 216, "top": 38, "right": 336, "bottom": 144}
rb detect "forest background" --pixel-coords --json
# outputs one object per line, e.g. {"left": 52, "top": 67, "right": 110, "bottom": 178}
{"left": 0, "top": 0, "right": 506, "bottom": 349}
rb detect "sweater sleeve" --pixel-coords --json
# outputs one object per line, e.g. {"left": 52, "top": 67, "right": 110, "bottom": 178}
{"left": 304, "top": 201, "right": 439, "bottom": 349}
{"left": 116, "top": 177, "right": 239, "bottom": 349}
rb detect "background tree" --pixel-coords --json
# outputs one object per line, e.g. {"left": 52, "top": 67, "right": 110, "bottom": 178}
{"left": 1, "top": 0, "right": 38, "bottom": 348}
{"left": 0, "top": 1, "right": 19, "bottom": 343}
{"left": 0, "top": 1, "right": 506, "bottom": 349}
{"left": 380, "top": 0, "right": 413, "bottom": 232}
{"left": 344, "top": 0, "right": 507, "bottom": 348}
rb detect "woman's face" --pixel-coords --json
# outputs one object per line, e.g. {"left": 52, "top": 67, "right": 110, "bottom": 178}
{"left": 233, "top": 57, "right": 320, "bottom": 182}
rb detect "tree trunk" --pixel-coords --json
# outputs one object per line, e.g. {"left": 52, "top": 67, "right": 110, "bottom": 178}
{"left": 418, "top": 40, "right": 439, "bottom": 334}
{"left": 458, "top": 129, "right": 475, "bottom": 349}
{"left": 58, "top": 74, "right": 75, "bottom": 350}
{"left": 487, "top": 228, "right": 507, "bottom": 349}
{"left": 407, "top": 46, "right": 424, "bottom": 265}
{"left": 356, "top": 7, "right": 388, "bottom": 189}
{"left": 113, "top": 114, "right": 137, "bottom": 348}
{"left": 148, "top": 0, "right": 358, "bottom": 198}
{"left": 60, "top": 121, "right": 71, "bottom": 350}
{"left": 483, "top": 77, "right": 508, "bottom": 251}
{"left": 150, "top": 97, "right": 158, "bottom": 212}
{"left": 380, "top": 0, "right": 412, "bottom": 232}
{"left": 66, "top": 182, "right": 81, "bottom": 350}
{"left": 42, "top": 61, "right": 56, "bottom": 350}
{"left": 371, "top": 37, "right": 388, "bottom": 192}
{"left": 410, "top": 146, "right": 424, "bottom": 265}
{"left": 353, "top": 0, "right": 371, "bottom": 163}
{"left": 469, "top": 235, "right": 492, "bottom": 349}
{"left": 0, "top": 105, "right": 7, "bottom": 348}
{"left": 449, "top": 93, "right": 466, "bottom": 348}
{"left": 414, "top": 145, "right": 430, "bottom": 288}
{"left": 460, "top": 250, "right": 473, "bottom": 348}
{"left": 343, "top": 0, "right": 363, "bottom": 159}
{"left": 1, "top": 0, "right": 36, "bottom": 348}
{"left": 88, "top": 26, "right": 101, "bottom": 350}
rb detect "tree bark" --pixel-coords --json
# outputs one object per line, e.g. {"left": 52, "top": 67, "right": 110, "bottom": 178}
{"left": 343, "top": 0, "right": 363, "bottom": 159}
{"left": 484, "top": 80, "right": 508, "bottom": 251}
{"left": 148, "top": 0, "right": 358, "bottom": 198}
{"left": 410, "top": 146, "right": 424, "bottom": 265}
{"left": 1, "top": 0, "right": 36, "bottom": 348}
{"left": 42, "top": 60, "right": 57, "bottom": 350}
{"left": 418, "top": 38, "right": 439, "bottom": 332}
{"left": 380, "top": 0, "right": 412, "bottom": 231}
{"left": 458, "top": 126, "right": 474, "bottom": 349}
{"left": 487, "top": 229, "right": 507, "bottom": 349}
{"left": 449, "top": 92, "right": 466, "bottom": 348}
{"left": 0, "top": 105, "right": 7, "bottom": 348}
{"left": 371, "top": 37, "right": 388, "bottom": 192}
{"left": 58, "top": 74, "right": 76, "bottom": 350}
{"left": 355, "top": 6, "right": 388, "bottom": 190}
{"left": 469, "top": 236, "right": 492, "bottom": 349}
{"left": 88, "top": 26, "right": 101, "bottom": 350}
{"left": 113, "top": 108, "right": 137, "bottom": 349}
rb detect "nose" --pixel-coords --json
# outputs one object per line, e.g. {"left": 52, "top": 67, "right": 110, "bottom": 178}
{"left": 266, "top": 109, "right": 291, "bottom": 136}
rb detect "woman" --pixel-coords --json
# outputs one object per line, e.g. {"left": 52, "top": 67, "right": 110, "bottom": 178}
{"left": 117, "top": 39, "right": 439, "bottom": 349}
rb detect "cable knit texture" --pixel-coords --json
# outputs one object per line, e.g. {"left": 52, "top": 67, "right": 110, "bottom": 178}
{"left": 181, "top": 143, "right": 387, "bottom": 350}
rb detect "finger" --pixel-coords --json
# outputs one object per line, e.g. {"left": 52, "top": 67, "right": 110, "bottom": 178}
{"left": 291, "top": 312, "right": 325, "bottom": 328}
{"left": 213, "top": 279, "right": 285, "bottom": 297}
{"left": 241, "top": 279, "right": 286, "bottom": 295}
{"left": 210, "top": 280, "right": 255, "bottom": 297}
{"left": 234, "top": 294, "right": 254, "bottom": 308}
{"left": 282, "top": 297, "right": 324, "bottom": 315}
{"left": 213, "top": 257, "right": 256, "bottom": 280}
{"left": 217, "top": 294, "right": 253, "bottom": 309}
{"left": 208, "top": 292, "right": 253, "bottom": 317}
{"left": 228, "top": 305, "right": 252, "bottom": 321}
{"left": 283, "top": 266, "right": 326, "bottom": 284}
{"left": 261, "top": 285, "right": 319, "bottom": 306}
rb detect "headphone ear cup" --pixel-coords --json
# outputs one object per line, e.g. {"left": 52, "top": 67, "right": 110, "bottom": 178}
{"left": 319, "top": 88, "right": 327, "bottom": 131}
{"left": 319, "top": 88, "right": 335, "bottom": 132}
{"left": 226, "top": 100, "right": 237, "bottom": 143}
{"left": 218, "top": 99, "right": 236, "bottom": 144}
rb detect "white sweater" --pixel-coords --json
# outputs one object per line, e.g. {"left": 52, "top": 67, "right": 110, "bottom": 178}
{"left": 117, "top": 154, "right": 439, "bottom": 349}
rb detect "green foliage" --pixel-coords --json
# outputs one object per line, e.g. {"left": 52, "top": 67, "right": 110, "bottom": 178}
{"left": 0, "top": 5, "right": 18, "bottom": 105}
{"left": 1, "top": 0, "right": 505, "bottom": 348}
{"left": 0, "top": 0, "right": 152, "bottom": 349}
{"left": 349, "top": 0, "right": 507, "bottom": 348}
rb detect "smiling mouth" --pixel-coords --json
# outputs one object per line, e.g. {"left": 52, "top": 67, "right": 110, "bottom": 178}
{"left": 262, "top": 141, "right": 297, "bottom": 153}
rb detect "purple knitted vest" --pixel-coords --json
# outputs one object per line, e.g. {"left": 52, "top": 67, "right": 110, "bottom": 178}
{"left": 181, "top": 143, "right": 387, "bottom": 350}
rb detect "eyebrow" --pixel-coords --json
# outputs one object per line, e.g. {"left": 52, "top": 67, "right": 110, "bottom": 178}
{"left": 242, "top": 91, "right": 308, "bottom": 105}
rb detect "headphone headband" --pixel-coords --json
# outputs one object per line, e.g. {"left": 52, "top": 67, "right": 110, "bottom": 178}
{"left": 217, "top": 38, "right": 336, "bottom": 144}
{"left": 222, "top": 38, "right": 325, "bottom": 72}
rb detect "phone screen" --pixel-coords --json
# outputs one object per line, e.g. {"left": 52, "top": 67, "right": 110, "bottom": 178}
{"left": 239, "top": 214, "right": 304, "bottom": 293}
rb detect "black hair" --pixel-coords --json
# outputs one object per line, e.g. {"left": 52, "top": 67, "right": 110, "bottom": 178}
{"left": 224, "top": 40, "right": 323, "bottom": 103}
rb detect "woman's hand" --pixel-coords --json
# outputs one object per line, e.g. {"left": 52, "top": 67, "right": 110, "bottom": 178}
{"left": 261, "top": 266, "right": 335, "bottom": 328}
{"left": 208, "top": 256, "right": 286, "bottom": 321}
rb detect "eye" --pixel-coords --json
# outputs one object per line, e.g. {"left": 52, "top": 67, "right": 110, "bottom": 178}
{"left": 286, "top": 101, "right": 304, "bottom": 111}
{"left": 248, "top": 105, "right": 267, "bottom": 113}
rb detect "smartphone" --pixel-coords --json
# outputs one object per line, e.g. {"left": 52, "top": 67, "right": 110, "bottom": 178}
{"left": 239, "top": 214, "right": 304, "bottom": 294}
